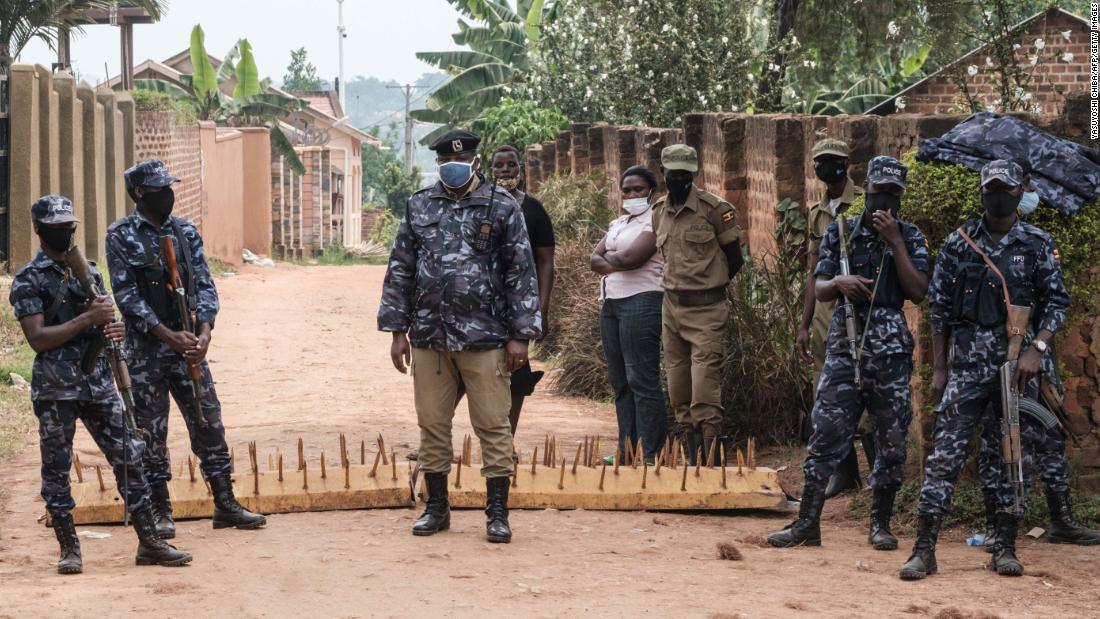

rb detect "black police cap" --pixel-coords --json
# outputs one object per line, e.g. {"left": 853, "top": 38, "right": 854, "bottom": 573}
{"left": 430, "top": 130, "right": 481, "bottom": 154}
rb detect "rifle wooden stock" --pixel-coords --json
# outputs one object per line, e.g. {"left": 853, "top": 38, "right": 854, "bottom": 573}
{"left": 159, "top": 235, "right": 209, "bottom": 428}
{"left": 835, "top": 215, "right": 862, "bottom": 383}
{"left": 64, "top": 246, "right": 138, "bottom": 433}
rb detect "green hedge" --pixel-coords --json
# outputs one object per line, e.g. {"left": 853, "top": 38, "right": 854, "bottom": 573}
{"left": 130, "top": 89, "right": 196, "bottom": 125}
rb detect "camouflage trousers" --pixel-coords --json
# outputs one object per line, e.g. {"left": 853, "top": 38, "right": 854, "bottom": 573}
{"left": 802, "top": 352, "right": 913, "bottom": 495}
{"left": 129, "top": 337, "right": 231, "bottom": 483}
{"left": 34, "top": 398, "right": 150, "bottom": 516}
{"left": 918, "top": 381, "right": 1041, "bottom": 517}
{"left": 979, "top": 411, "right": 1069, "bottom": 500}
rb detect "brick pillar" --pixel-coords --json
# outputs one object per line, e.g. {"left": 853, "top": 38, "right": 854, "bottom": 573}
{"left": 540, "top": 140, "right": 557, "bottom": 182}
{"left": 587, "top": 124, "right": 609, "bottom": 187}
{"left": 52, "top": 74, "right": 85, "bottom": 231}
{"left": 801, "top": 116, "right": 830, "bottom": 213}
{"left": 555, "top": 130, "right": 571, "bottom": 174}
{"left": 827, "top": 115, "right": 879, "bottom": 185}
{"left": 570, "top": 122, "right": 592, "bottom": 173}
{"left": 76, "top": 84, "right": 107, "bottom": 262}
{"left": 8, "top": 65, "right": 41, "bottom": 266}
{"left": 36, "top": 66, "right": 59, "bottom": 199}
{"left": 524, "top": 145, "right": 543, "bottom": 194}
{"left": 745, "top": 115, "right": 806, "bottom": 263}
{"left": 96, "top": 91, "right": 126, "bottom": 227}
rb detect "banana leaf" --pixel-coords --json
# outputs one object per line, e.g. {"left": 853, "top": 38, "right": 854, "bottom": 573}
{"left": 232, "top": 39, "right": 261, "bottom": 99}
{"left": 189, "top": 25, "right": 219, "bottom": 97}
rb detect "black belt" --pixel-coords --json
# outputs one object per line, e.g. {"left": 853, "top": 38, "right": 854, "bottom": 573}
{"left": 666, "top": 286, "right": 727, "bottom": 307}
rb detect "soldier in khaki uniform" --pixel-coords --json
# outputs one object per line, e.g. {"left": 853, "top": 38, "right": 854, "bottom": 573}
{"left": 652, "top": 144, "right": 744, "bottom": 464}
{"left": 797, "top": 138, "right": 875, "bottom": 498}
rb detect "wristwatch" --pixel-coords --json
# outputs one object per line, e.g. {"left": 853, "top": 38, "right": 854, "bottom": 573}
{"left": 1033, "top": 339, "right": 1048, "bottom": 353}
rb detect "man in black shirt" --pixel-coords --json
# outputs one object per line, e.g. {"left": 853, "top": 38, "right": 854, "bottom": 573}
{"left": 489, "top": 145, "right": 556, "bottom": 433}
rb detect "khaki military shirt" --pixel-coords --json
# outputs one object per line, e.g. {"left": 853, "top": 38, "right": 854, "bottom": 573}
{"left": 652, "top": 187, "right": 741, "bottom": 291}
{"left": 807, "top": 177, "right": 858, "bottom": 257}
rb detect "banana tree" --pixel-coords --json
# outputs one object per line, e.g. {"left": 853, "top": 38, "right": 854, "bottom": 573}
{"left": 0, "top": 0, "right": 166, "bottom": 74}
{"left": 413, "top": 0, "right": 561, "bottom": 145}
{"left": 135, "top": 25, "right": 307, "bottom": 174}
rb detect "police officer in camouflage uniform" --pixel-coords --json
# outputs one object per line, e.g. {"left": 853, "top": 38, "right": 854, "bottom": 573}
{"left": 975, "top": 165, "right": 1100, "bottom": 549}
{"left": 798, "top": 138, "right": 876, "bottom": 498}
{"left": 107, "top": 161, "right": 265, "bottom": 539}
{"left": 769, "top": 156, "right": 930, "bottom": 551}
{"left": 11, "top": 195, "right": 192, "bottom": 573}
{"left": 652, "top": 144, "right": 744, "bottom": 464}
{"left": 900, "top": 160, "right": 1070, "bottom": 580}
{"left": 379, "top": 130, "right": 541, "bottom": 543}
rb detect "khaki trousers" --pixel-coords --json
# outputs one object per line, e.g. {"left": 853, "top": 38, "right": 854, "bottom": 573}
{"left": 411, "top": 347, "right": 514, "bottom": 479}
{"left": 810, "top": 299, "right": 835, "bottom": 397}
{"left": 661, "top": 296, "right": 728, "bottom": 434}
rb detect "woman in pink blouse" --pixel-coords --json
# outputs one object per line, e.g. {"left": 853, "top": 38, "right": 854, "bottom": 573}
{"left": 591, "top": 166, "right": 668, "bottom": 464}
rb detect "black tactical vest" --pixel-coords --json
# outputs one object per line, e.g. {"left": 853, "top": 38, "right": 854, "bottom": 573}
{"left": 951, "top": 235, "right": 1040, "bottom": 328}
{"left": 849, "top": 239, "right": 904, "bottom": 310}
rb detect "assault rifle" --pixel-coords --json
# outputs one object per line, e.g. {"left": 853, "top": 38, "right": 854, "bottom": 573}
{"left": 999, "top": 305, "right": 1032, "bottom": 516}
{"left": 832, "top": 207, "right": 863, "bottom": 384}
{"left": 160, "top": 235, "right": 209, "bottom": 428}
{"left": 65, "top": 245, "right": 138, "bottom": 525}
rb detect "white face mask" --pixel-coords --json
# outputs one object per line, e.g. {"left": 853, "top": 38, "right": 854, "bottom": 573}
{"left": 623, "top": 197, "right": 650, "bottom": 215}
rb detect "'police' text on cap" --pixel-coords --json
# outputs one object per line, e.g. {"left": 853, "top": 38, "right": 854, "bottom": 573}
{"left": 31, "top": 195, "right": 80, "bottom": 225}
{"left": 867, "top": 155, "right": 908, "bottom": 189}
{"left": 980, "top": 159, "right": 1024, "bottom": 188}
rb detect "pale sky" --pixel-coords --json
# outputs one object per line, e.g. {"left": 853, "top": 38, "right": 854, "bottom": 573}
{"left": 17, "top": 0, "right": 465, "bottom": 85}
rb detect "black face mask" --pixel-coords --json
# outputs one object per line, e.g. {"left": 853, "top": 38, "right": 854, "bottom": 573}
{"left": 865, "top": 192, "right": 901, "bottom": 217}
{"left": 39, "top": 227, "right": 75, "bottom": 253}
{"left": 814, "top": 161, "right": 848, "bottom": 184}
{"left": 982, "top": 190, "right": 1021, "bottom": 218}
{"left": 142, "top": 187, "right": 176, "bottom": 220}
{"left": 665, "top": 175, "right": 693, "bottom": 201}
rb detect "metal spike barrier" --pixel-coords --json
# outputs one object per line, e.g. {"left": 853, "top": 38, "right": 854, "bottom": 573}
{"left": 64, "top": 438, "right": 416, "bottom": 525}
{"left": 64, "top": 435, "right": 786, "bottom": 523}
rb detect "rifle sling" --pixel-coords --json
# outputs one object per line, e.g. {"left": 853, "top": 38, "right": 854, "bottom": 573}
{"left": 169, "top": 218, "right": 199, "bottom": 313}
{"left": 955, "top": 226, "right": 1023, "bottom": 341}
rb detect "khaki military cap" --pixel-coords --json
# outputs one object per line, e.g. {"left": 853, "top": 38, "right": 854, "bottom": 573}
{"left": 661, "top": 144, "right": 699, "bottom": 173}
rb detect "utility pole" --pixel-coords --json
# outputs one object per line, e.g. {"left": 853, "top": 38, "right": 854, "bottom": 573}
{"left": 336, "top": 0, "right": 347, "bottom": 111}
{"left": 387, "top": 83, "right": 428, "bottom": 172}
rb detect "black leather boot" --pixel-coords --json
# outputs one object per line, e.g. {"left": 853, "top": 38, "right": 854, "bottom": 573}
{"left": 150, "top": 480, "right": 176, "bottom": 540}
{"left": 132, "top": 508, "right": 193, "bottom": 567}
{"left": 899, "top": 514, "right": 941, "bottom": 580}
{"left": 1047, "top": 490, "right": 1100, "bottom": 545}
{"left": 988, "top": 513, "right": 1024, "bottom": 576}
{"left": 767, "top": 486, "right": 824, "bottom": 547}
{"left": 485, "top": 476, "right": 512, "bottom": 543}
{"left": 824, "top": 447, "right": 860, "bottom": 499}
{"left": 868, "top": 488, "right": 899, "bottom": 550}
{"left": 209, "top": 474, "right": 267, "bottom": 529}
{"left": 51, "top": 513, "right": 82, "bottom": 575}
{"left": 412, "top": 472, "right": 450, "bottom": 536}
{"left": 982, "top": 492, "right": 998, "bottom": 553}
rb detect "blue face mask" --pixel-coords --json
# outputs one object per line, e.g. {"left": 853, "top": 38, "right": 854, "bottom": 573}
{"left": 1018, "top": 191, "right": 1039, "bottom": 216}
{"left": 439, "top": 159, "right": 476, "bottom": 189}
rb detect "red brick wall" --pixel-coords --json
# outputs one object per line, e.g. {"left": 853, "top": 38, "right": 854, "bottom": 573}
{"left": 134, "top": 111, "right": 202, "bottom": 228}
{"left": 901, "top": 10, "right": 1090, "bottom": 116}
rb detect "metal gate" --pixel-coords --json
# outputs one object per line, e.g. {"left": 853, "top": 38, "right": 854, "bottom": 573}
{"left": 0, "top": 72, "right": 9, "bottom": 265}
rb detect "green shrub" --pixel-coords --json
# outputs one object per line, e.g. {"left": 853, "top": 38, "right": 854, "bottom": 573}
{"left": 369, "top": 210, "right": 400, "bottom": 249}
{"left": 537, "top": 172, "right": 611, "bottom": 245}
{"left": 851, "top": 151, "right": 1100, "bottom": 318}
{"left": 130, "top": 89, "right": 196, "bottom": 125}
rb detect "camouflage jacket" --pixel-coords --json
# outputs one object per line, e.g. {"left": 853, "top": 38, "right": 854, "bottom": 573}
{"left": 816, "top": 215, "right": 930, "bottom": 358}
{"left": 917, "top": 112, "right": 1100, "bottom": 215}
{"left": 377, "top": 178, "right": 542, "bottom": 351}
{"left": 9, "top": 251, "right": 115, "bottom": 402}
{"left": 929, "top": 217, "right": 1069, "bottom": 392}
{"left": 106, "top": 211, "right": 219, "bottom": 338}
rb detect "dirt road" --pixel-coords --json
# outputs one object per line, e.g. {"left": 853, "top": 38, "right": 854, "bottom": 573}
{"left": 1, "top": 264, "right": 1098, "bottom": 618}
